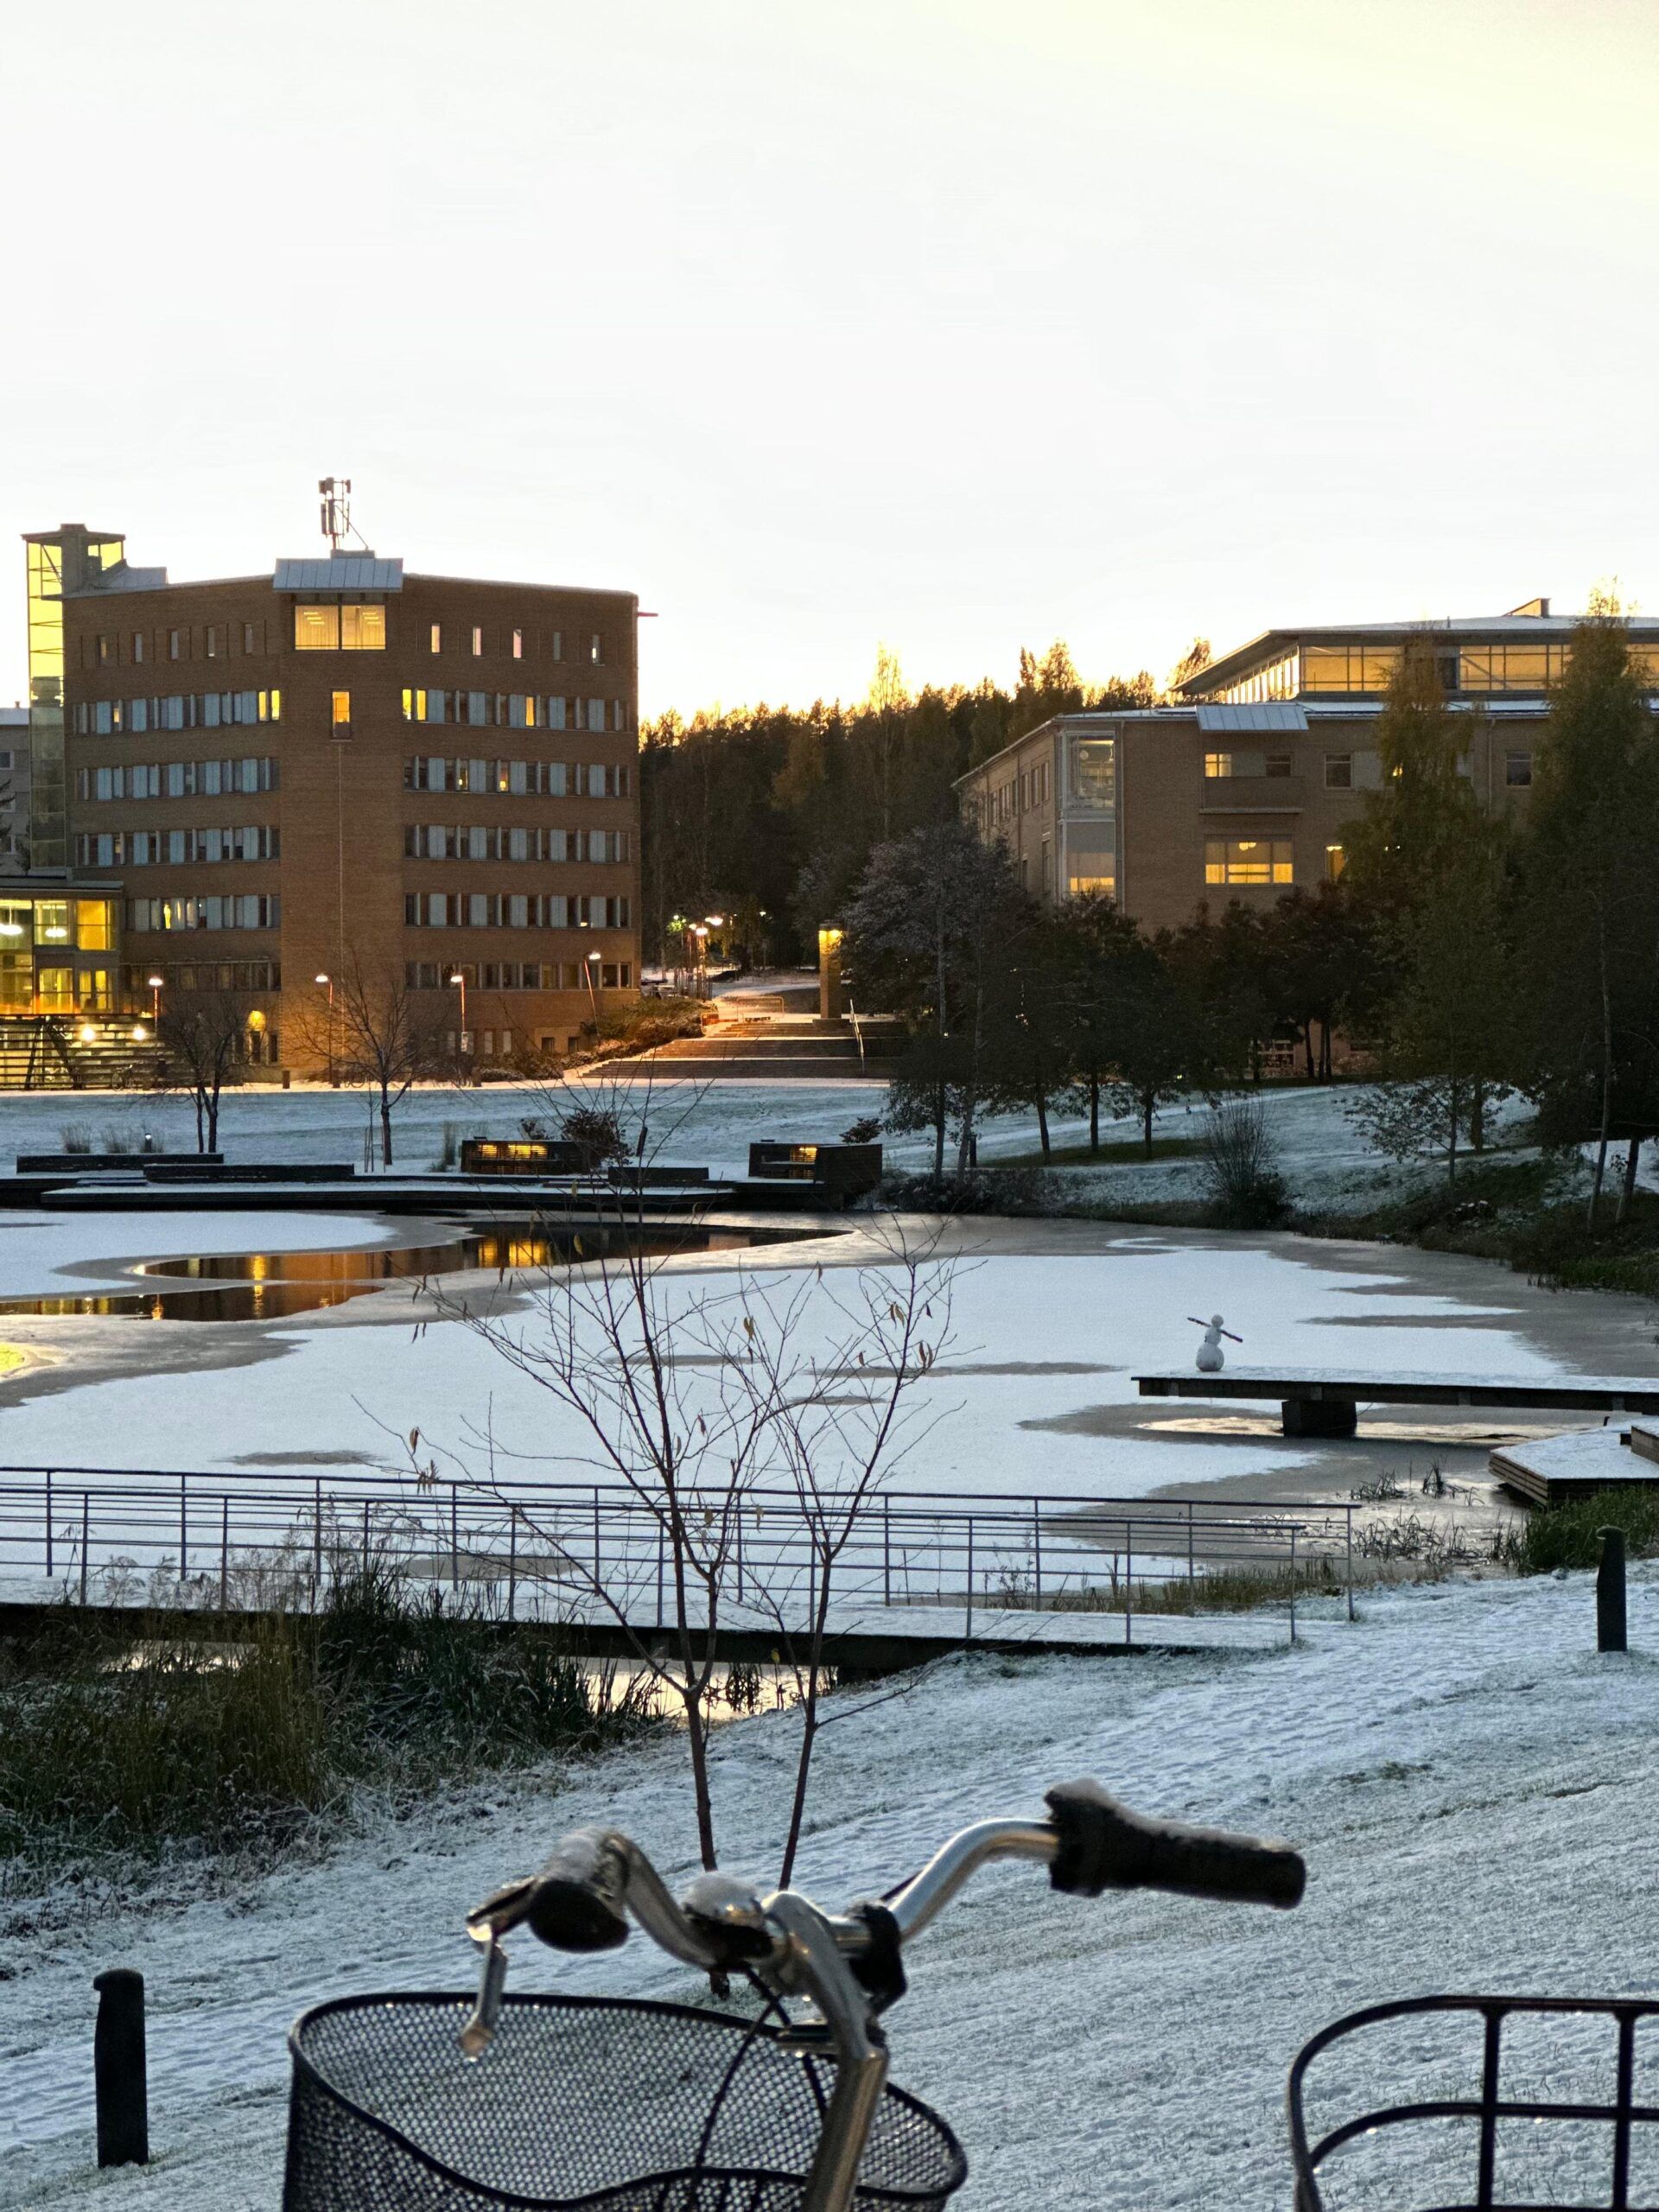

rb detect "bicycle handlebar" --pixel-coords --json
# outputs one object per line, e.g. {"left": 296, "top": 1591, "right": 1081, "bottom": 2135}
{"left": 1044, "top": 1780, "right": 1306, "bottom": 1910}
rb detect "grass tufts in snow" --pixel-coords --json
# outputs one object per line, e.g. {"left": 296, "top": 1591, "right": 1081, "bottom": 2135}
{"left": 1510, "top": 1487, "right": 1659, "bottom": 1575}
{"left": 0, "top": 1566, "right": 652, "bottom": 1877}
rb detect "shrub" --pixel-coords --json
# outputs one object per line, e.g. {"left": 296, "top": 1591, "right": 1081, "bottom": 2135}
{"left": 841, "top": 1116, "right": 882, "bottom": 1145}
{"left": 1199, "top": 1098, "right": 1289, "bottom": 1228}
{"left": 58, "top": 1122, "right": 92, "bottom": 1154}
{"left": 879, "top": 1166, "right": 1055, "bottom": 1215}
{"left": 1512, "top": 1486, "right": 1659, "bottom": 1575}
{"left": 556, "top": 1103, "right": 629, "bottom": 1170}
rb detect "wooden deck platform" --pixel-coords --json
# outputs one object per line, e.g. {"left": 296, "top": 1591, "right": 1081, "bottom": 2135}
{"left": 1489, "top": 1424, "right": 1659, "bottom": 1507}
{"left": 1136, "top": 1367, "right": 1659, "bottom": 1440}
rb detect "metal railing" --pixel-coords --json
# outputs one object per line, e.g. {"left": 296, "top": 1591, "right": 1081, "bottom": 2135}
{"left": 0, "top": 1461, "right": 1372, "bottom": 1647}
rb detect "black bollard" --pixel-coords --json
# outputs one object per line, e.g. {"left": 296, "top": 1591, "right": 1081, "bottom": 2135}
{"left": 1597, "top": 1525, "right": 1628, "bottom": 1655}
{"left": 93, "top": 1968, "right": 149, "bottom": 2167}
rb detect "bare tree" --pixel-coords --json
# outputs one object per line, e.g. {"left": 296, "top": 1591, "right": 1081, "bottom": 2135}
{"left": 308, "top": 961, "right": 442, "bottom": 1166}
{"left": 420, "top": 1188, "right": 953, "bottom": 1877}
{"left": 155, "top": 990, "right": 253, "bottom": 1152}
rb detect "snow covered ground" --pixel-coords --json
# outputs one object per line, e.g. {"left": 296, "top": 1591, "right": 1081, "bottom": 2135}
{"left": 0, "top": 1217, "right": 1605, "bottom": 1508}
{"left": 7, "top": 1567, "right": 1659, "bottom": 2210}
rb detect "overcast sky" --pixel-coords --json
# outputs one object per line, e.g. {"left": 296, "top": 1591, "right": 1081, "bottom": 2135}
{"left": 3, "top": 0, "right": 1657, "bottom": 718}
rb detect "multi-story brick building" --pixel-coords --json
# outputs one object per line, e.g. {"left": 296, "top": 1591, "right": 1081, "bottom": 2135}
{"left": 957, "top": 603, "right": 1659, "bottom": 930}
{"left": 22, "top": 521, "right": 640, "bottom": 1073}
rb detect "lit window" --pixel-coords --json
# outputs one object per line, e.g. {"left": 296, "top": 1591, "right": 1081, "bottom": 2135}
{"left": 512, "top": 628, "right": 524, "bottom": 658}
{"left": 1203, "top": 752, "right": 1233, "bottom": 779}
{"left": 295, "top": 605, "right": 340, "bottom": 651}
{"left": 74, "top": 899, "right": 114, "bottom": 951}
{"left": 332, "top": 691, "right": 352, "bottom": 726}
{"left": 1325, "top": 844, "right": 1346, "bottom": 882}
{"left": 99, "top": 636, "right": 112, "bottom": 664}
{"left": 206, "top": 626, "right": 219, "bottom": 658}
{"left": 1325, "top": 753, "right": 1353, "bottom": 790}
{"left": 1204, "top": 838, "right": 1294, "bottom": 887}
{"left": 588, "top": 632, "right": 602, "bottom": 664}
{"left": 472, "top": 626, "right": 483, "bottom": 656}
{"left": 430, "top": 623, "right": 442, "bottom": 653}
{"left": 1505, "top": 751, "right": 1533, "bottom": 788}
{"left": 340, "top": 604, "right": 385, "bottom": 650}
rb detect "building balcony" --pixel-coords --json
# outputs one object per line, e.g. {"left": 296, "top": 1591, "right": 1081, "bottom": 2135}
{"left": 1199, "top": 774, "right": 1304, "bottom": 813}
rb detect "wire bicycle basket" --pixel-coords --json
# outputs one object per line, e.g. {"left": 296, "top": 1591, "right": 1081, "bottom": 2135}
{"left": 1288, "top": 1993, "right": 1659, "bottom": 2211}
{"left": 283, "top": 1992, "right": 967, "bottom": 2212}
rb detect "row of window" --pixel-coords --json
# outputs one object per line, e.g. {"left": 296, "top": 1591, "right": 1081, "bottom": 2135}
{"left": 122, "top": 963, "right": 281, "bottom": 993}
{"left": 90, "top": 620, "right": 275, "bottom": 669}
{"left": 0, "top": 898, "right": 115, "bottom": 950}
{"left": 79, "top": 827, "right": 279, "bottom": 868}
{"left": 294, "top": 604, "right": 386, "bottom": 652}
{"left": 1204, "top": 838, "right": 1294, "bottom": 887}
{"left": 404, "top": 893, "right": 631, "bottom": 929}
{"left": 427, "top": 623, "right": 604, "bottom": 664}
{"left": 1203, "top": 746, "right": 1535, "bottom": 791}
{"left": 126, "top": 896, "right": 281, "bottom": 932}
{"left": 401, "top": 690, "right": 629, "bottom": 732}
{"left": 404, "top": 825, "right": 629, "bottom": 864}
{"left": 78, "top": 759, "right": 281, "bottom": 801}
{"left": 73, "top": 690, "right": 283, "bottom": 736}
{"left": 408, "top": 961, "right": 633, "bottom": 991}
{"left": 404, "top": 757, "right": 630, "bottom": 797}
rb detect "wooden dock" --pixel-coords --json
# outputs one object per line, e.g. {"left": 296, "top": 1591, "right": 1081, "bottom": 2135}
{"left": 1492, "top": 1421, "right": 1659, "bottom": 1508}
{"left": 1136, "top": 1367, "right": 1659, "bottom": 1440}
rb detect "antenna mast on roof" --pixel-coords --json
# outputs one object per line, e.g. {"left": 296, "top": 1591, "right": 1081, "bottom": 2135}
{"left": 319, "top": 477, "right": 372, "bottom": 554}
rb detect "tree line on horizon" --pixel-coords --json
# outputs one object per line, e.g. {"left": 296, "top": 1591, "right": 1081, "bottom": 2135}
{"left": 639, "top": 637, "right": 1210, "bottom": 964}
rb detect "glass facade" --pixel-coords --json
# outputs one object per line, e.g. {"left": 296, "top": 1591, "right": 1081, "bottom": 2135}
{"left": 0, "top": 894, "right": 120, "bottom": 1012}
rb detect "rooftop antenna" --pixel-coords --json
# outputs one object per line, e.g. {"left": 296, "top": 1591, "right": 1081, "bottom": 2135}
{"left": 318, "top": 477, "right": 372, "bottom": 555}
{"left": 319, "top": 478, "right": 351, "bottom": 550}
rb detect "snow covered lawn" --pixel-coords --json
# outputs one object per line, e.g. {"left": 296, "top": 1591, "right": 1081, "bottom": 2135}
{"left": 5, "top": 1567, "right": 1659, "bottom": 2209}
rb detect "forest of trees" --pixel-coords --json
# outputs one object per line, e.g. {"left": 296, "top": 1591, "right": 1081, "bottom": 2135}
{"left": 837, "top": 613, "right": 1659, "bottom": 1217}
{"left": 638, "top": 639, "right": 1185, "bottom": 965}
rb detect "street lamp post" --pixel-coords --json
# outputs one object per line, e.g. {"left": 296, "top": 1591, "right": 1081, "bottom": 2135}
{"left": 448, "top": 970, "right": 467, "bottom": 1065}
{"left": 146, "top": 973, "right": 163, "bottom": 1026}
{"left": 583, "top": 948, "right": 601, "bottom": 1020}
{"left": 315, "top": 973, "right": 335, "bottom": 1086}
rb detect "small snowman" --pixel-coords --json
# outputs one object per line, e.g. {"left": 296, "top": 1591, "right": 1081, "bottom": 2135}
{"left": 1188, "top": 1313, "right": 1243, "bottom": 1372}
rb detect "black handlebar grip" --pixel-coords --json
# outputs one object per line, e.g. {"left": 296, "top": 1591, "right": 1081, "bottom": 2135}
{"left": 1044, "top": 1781, "right": 1305, "bottom": 1910}
{"left": 523, "top": 1827, "right": 631, "bottom": 1952}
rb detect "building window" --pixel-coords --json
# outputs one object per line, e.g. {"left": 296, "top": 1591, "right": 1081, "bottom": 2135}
{"left": 169, "top": 628, "right": 182, "bottom": 659}
{"left": 206, "top": 626, "right": 219, "bottom": 658}
{"left": 512, "top": 628, "right": 524, "bottom": 658}
{"left": 332, "top": 691, "right": 351, "bottom": 726}
{"left": 132, "top": 632, "right": 145, "bottom": 664}
{"left": 1325, "top": 753, "right": 1353, "bottom": 790}
{"left": 340, "top": 604, "right": 386, "bottom": 650}
{"left": 1203, "top": 752, "right": 1233, "bottom": 779}
{"left": 1325, "top": 844, "right": 1346, "bottom": 881}
{"left": 1205, "top": 837, "right": 1293, "bottom": 887}
{"left": 296, "top": 605, "right": 340, "bottom": 650}
{"left": 472, "top": 626, "right": 483, "bottom": 656}
{"left": 430, "top": 623, "right": 442, "bottom": 653}
{"left": 243, "top": 621, "right": 257, "bottom": 653}
{"left": 98, "top": 636, "right": 112, "bottom": 664}
{"left": 1264, "top": 752, "right": 1293, "bottom": 777}
{"left": 1505, "top": 750, "right": 1534, "bottom": 788}
{"left": 588, "top": 633, "right": 602, "bottom": 664}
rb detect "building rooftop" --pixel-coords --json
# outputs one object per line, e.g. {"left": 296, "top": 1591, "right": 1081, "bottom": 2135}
{"left": 1183, "top": 606, "right": 1659, "bottom": 698}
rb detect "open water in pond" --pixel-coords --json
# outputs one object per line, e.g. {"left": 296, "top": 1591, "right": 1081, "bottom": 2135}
{"left": 1, "top": 1225, "right": 823, "bottom": 1322}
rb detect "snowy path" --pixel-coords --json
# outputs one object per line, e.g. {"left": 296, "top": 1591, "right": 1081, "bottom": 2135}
{"left": 6, "top": 1567, "right": 1659, "bottom": 2209}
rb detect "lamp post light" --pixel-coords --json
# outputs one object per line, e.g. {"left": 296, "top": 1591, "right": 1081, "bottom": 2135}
{"left": 315, "top": 973, "right": 335, "bottom": 1086}
{"left": 448, "top": 969, "right": 467, "bottom": 1062}
{"left": 146, "top": 973, "right": 163, "bottom": 1025}
{"left": 582, "top": 947, "right": 603, "bottom": 1020}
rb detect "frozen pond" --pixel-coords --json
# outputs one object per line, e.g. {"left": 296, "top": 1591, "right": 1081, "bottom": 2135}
{"left": 0, "top": 1203, "right": 1651, "bottom": 1511}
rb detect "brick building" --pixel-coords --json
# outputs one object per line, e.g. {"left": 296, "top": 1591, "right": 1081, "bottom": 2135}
{"left": 957, "top": 603, "right": 1659, "bottom": 930}
{"left": 24, "top": 522, "right": 640, "bottom": 1073}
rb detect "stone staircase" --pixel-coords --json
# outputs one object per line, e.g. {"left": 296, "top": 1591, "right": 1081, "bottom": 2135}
{"left": 607, "top": 1015, "right": 905, "bottom": 1081}
{"left": 0, "top": 1016, "right": 172, "bottom": 1091}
